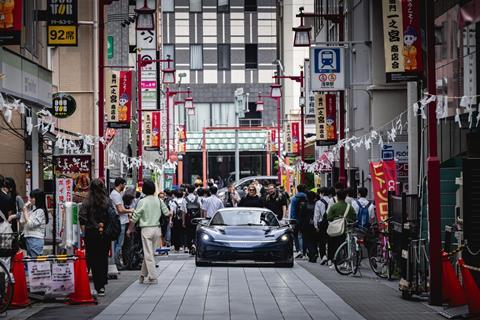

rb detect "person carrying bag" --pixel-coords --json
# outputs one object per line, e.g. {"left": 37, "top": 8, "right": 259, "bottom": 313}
{"left": 326, "top": 203, "right": 351, "bottom": 237}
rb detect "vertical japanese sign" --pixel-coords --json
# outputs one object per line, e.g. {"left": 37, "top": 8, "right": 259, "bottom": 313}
{"left": 143, "top": 111, "right": 160, "bottom": 151}
{"left": 382, "top": 0, "right": 422, "bottom": 82}
{"left": 55, "top": 178, "right": 73, "bottom": 205}
{"left": 269, "top": 129, "right": 277, "bottom": 152}
{"left": 105, "top": 70, "right": 132, "bottom": 128}
{"left": 291, "top": 122, "right": 300, "bottom": 154}
{"left": 383, "top": 160, "right": 399, "bottom": 194}
{"left": 176, "top": 125, "right": 186, "bottom": 154}
{"left": 284, "top": 122, "right": 292, "bottom": 155}
{"left": 0, "top": 0, "right": 22, "bottom": 45}
{"left": 54, "top": 155, "right": 92, "bottom": 200}
{"left": 47, "top": 0, "right": 78, "bottom": 46}
{"left": 315, "top": 93, "right": 337, "bottom": 146}
{"left": 370, "top": 160, "right": 399, "bottom": 224}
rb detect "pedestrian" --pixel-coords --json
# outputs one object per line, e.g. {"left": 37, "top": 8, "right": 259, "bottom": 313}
{"left": 279, "top": 185, "right": 291, "bottom": 206}
{"left": 327, "top": 187, "right": 336, "bottom": 205}
{"left": 201, "top": 186, "right": 224, "bottom": 218}
{"left": 264, "top": 184, "right": 287, "bottom": 221}
{"left": 223, "top": 184, "right": 240, "bottom": 208}
{"left": 346, "top": 187, "right": 357, "bottom": 205}
{"left": 4, "top": 177, "right": 27, "bottom": 231}
{"left": 0, "top": 175, "right": 13, "bottom": 224}
{"left": 352, "top": 187, "right": 376, "bottom": 256}
{"left": 183, "top": 185, "right": 202, "bottom": 253}
{"left": 238, "top": 185, "right": 264, "bottom": 208}
{"left": 20, "top": 189, "right": 48, "bottom": 258}
{"left": 313, "top": 187, "right": 330, "bottom": 265}
{"left": 300, "top": 191, "right": 318, "bottom": 263}
{"left": 79, "top": 179, "right": 112, "bottom": 296}
{"left": 158, "top": 190, "right": 172, "bottom": 248}
{"left": 289, "top": 184, "right": 307, "bottom": 258}
{"left": 129, "top": 179, "right": 168, "bottom": 284}
{"left": 170, "top": 190, "right": 186, "bottom": 252}
{"left": 326, "top": 189, "right": 357, "bottom": 268}
{"left": 196, "top": 187, "right": 206, "bottom": 206}
{"left": 110, "top": 177, "right": 134, "bottom": 269}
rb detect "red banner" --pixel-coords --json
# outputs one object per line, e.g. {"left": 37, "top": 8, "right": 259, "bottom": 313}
{"left": 383, "top": 160, "right": 399, "bottom": 194}
{"left": 370, "top": 161, "right": 389, "bottom": 224}
{"left": 152, "top": 111, "right": 160, "bottom": 148}
{"left": 0, "top": 0, "right": 22, "bottom": 45}
{"left": 291, "top": 122, "right": 299, "bottom": 154}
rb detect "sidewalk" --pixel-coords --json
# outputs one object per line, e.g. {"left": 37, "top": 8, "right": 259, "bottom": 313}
{"left": 94, "top": 259, "right": 367, "bottom": 320}
{"left": 297, "top": 259, "right": 443, "bottom": 320}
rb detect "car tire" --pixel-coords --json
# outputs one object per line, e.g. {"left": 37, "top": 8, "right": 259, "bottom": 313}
{"left": 195, "top": 254, "right": 209, "bottom": 267}
{"left": 276, "top": 261, "right": 294, "bottom": 268}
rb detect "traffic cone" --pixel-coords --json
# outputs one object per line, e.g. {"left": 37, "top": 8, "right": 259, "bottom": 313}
{"left": 441, "top": 251, "right": 467, "bottom": 307}
{"left": 68, "top": 250, "right": 96, "bottom": 304}
{"left": 9, "top": 251, "right": 29, "bottom": 308}
{"left": 458, "top": 258, "right": 480, "bottom": 315}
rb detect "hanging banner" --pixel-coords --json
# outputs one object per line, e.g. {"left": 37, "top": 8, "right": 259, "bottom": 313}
{"left": 143, "top": 111, "right": 160, "bottom": 151}
{"left": 382, "top": 0, "right": 423, "bottom": 82}
{"left": 291, "top": 122, "right": 300, "bottom": 154}
{"left": 315, "top": 93, "right": 337, "bottom": 146}
{"left": 47, "top": 0, "right": 78, "bottom": 46}
{"left": 54, "top": 155, "right": 92, "bottom": 201}
{"left": 284, "top": 122, "right": 293, "bottom": 155}
{"left": 268, "top": 129, "right": 277, "bottom": 152}
{"left": 105, "top": 70, "right": 132, "bottom": 128}
{"left": 55, "top": 178, "right": 73, "bottom": 205}
{"left": 383, "top": 159, "right": 399, "bottom": 194}
{"left": 310, "top": 47, "right": 345, "bottom": 91}
{"left": 370, "top": 161, "right": 389, "bottom": 224}
{"left": 0, "top": 0, "right": 22, "bottom": 45}
{"left": 176, "top": 125, "right": 186, "bottom": 154}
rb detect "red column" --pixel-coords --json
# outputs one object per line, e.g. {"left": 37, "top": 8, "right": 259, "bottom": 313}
{"left": 98, "top": 1, "right": 105, "bottom": 180}
{"left": 300, "top": 71, "right": 305, "bottom": 184}
{"left": 338, "top": 6, "right": 346, "bottom": 186}
{"left": 137, "top": 54, "right": 143, "bottom": 185}
{"left": 166, "top": 87, "right": 171, "bottom": 160}
{"left": 276, "top": 97, "right": 282, "bottom": 182}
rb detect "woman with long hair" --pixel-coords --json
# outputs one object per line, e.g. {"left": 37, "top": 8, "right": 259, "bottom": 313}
{"left": 21, "top": 189, "right": 49, "bottom": 257}
{"left": 4, "top": 177, "right": 27, "bottom": 231}
{"left": 79, "top": 179, "right": 111, "bottom": 296}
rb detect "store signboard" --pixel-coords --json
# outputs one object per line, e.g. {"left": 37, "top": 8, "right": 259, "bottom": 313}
{"left": 105, "top": 70, "right": 132, "bottom": 128}
{"left": 314, "top": 93, "right": 337, "bottom": 146}
{"left": 47, "top": 0, "right": 78, "bottom": 46}
{"left": 143, "top": 111, "right": 160, "bottom": 151}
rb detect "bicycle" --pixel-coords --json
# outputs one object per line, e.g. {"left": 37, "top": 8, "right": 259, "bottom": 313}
{"left": 368, "top": 219, "right": 394, "bottom": 279}
{"left": 333, "top": 223, "right": 362, "bottom": 276}
{"left": 0, "top": 233, "right": 18, "bottom": 313}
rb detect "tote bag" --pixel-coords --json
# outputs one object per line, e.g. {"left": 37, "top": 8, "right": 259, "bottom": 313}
{"left": 326, "top": 204, "right": 351, "bottom": 237}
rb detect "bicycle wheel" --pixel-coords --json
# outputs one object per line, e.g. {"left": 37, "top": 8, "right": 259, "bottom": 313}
{"left": 0, "top": 260, "right": 14, "bottom": 313}
{"left": 334, "top": 241, "right": 354, "bottom": 275}
{"left": 369, "top": 239, "right": 389, "bottom": 278}
{"left": 351, "top": 240, "right": 361, "bottom": 275}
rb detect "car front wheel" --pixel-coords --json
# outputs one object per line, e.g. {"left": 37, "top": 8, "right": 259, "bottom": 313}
{"left": 195, "top": 254, "right": 210, "bottom": 267}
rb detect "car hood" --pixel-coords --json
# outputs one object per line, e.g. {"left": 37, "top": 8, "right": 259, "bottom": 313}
{"left": 200, "top": 226, "right": 290, "bottom": 241}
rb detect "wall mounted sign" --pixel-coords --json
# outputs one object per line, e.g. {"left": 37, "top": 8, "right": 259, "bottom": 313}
{"left": 314, "top": 93, "right": 337, "bottom": 146}
{"left": 310, "top": 47, "right": 345, "bottom": 91}
{"left": 105, "top": 70, "right": 132, "bottom": 128}
{"left": 47, "top": 0, "right": 78, "bottom": 46}
{"left": 0, "top": 0, "right": 22, "bottom": 45}
{"left": 143, "top": 111, "right": 160, "bottom": 151}
{"left": 382, "top": 0, "right": 423, "bottom": 82}
{"left": 50, "top": 93, "right": 76, "bottom": 119}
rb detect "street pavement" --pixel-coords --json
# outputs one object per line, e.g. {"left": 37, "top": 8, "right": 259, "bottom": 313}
{"left": 94, "top": 259, "right": 366, "bottom": 320}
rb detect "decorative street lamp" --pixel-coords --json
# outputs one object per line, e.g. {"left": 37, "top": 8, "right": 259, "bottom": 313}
{"left": 270, "top": 83, "right": 282, "bottom": 98}
{"left": 161, "top": 55, "right": 176, "bottom": 84}
{"left": 135, "top": 0, "right": 155, "bottom": 31}
{"left": 256, "top": 94, "right": 264, "bottom": 112}
{"left": 292, "top": 8, "right": 311, "bottom": 47}
{"left": 184, "top": 96, "right": 194, "bottom": 110}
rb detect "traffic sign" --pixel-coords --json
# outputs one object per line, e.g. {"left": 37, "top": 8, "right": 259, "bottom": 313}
{"left": 310, "top": 47, "right": 345, "bottom": 91}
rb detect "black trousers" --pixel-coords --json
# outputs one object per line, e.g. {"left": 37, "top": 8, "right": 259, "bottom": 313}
{"left": 304, "top": 226, "right": 318, "bottom": 261}
{"left": 171, "top": 222, "right": 186, "bottom": 250}
{"left": 85, "top": 229, "right": 110, "bottom": 291}
{"left": 327, "top": 234, "right": 346, "bottom": 262}
{"left": 185, "top": 223, "right": 196, "bottom": 249}
{"left": 317, "top": 229, "right": 328, "bottom": 258}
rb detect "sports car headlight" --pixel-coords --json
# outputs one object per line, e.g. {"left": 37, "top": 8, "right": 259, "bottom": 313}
{"left": 281, "top": 234, "right": 289, "bottom": 241}
{"left": 202, "top": 234, "right": 210, "bottom": 241}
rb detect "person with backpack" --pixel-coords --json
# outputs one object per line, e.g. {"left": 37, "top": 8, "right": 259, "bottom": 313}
{"left": 300, "top": 191, "right": 318, "bottom": 263}
{"left": 79, "top": 179, "right": 114, "bottom": 296}
{"left": 201, "top": 186, "right": 223, "bottom": 218}
{"left": 289, "top": 184, "right": 307, "bottom": 258}
{"left": 314, "top": 187, "right": 330, "bottom": 265}
{"left": 183, "top": 185, "right": 202, "bottom": 253}
{"left": 170, "top": 190, "right": 186, "bottom": 252}
{"left": 129, "top": 179, "right": 168, "bottom": 284}
{"left": 158, "top": 190, "right": 172, "bottom": 248}
{"left": 352, "top": 187, "right": 375, "bottom": 228}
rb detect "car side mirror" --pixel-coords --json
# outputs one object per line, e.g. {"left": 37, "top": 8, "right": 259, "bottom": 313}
{"left": 192, "top": 217, "right": 210, "bottom": 226}
{"left": 284, "top": 219, "right": 297, "bottom": 226}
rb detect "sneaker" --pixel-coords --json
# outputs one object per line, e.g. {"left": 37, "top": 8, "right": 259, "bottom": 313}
{"left": 145, "top": 278, "right": 158, "bottom": 285}
{"left": 98, "top": 288, "right": 106, "bottom": 297}
{"left": 320, "top": 256, "right": 328, "bottom": 265}
{"left": 327, "top": 260, "right": 333, "bottom": 267}
{"left": 329, "top": 264, "right": 335, "bottom": 269}
{"left": 295, "top": 253, "right": 304, "bottom": 259}
{"left": 139, "top": 276, "right": 145, "bottom": 284}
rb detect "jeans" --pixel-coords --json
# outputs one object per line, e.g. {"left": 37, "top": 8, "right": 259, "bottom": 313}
{"left": 293, "top": 223, "right": 303, "bottom": 253}
{"left": 25, "top": 237, "right": 44, "bottom": 258}
{"left": 161, "top": 222, "right": 171, "bottom": 245}
{"left": 114, "top": 224, "right": 127, "bottom": 265}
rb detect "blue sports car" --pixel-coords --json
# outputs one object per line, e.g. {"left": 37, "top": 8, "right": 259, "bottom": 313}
{"left": 194, "top": 208, "right": 294, "bottom": 267}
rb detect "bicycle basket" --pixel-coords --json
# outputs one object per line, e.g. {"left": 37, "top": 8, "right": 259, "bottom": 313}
{"left": 0, "top": 233, "right": 19, "bottom": 257}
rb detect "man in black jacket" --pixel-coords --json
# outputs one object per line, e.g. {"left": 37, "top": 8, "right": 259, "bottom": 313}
{"left": 264, "top": 184, "right": 287, "bottom": 220}
{"left": 238, "top": 185, "right": 264, "bottom": 208}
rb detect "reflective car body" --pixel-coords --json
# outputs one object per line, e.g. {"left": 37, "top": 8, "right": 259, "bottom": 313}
{"left": 195, "top": 208, "right": 294, "bottom": 267}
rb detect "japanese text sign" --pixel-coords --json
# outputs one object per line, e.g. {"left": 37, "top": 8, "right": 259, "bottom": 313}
{"left": 291, "top": 122, "right": 300, "bottom": 154}
{"left": 370, "top": 160, "right": 399, "bottom": 224}
{"left": 47, "top": 0, "right": 78, "bottom": 46}
{"left": 382, "top": 0, "right": 423, "bottom": 82}
{"left": 310, "top": 47, "right": 345, "bottom": 91}
{"left": 315, "top": 93, "right": 337, "bottom": 146}
{"left": 143, "top": 111, "right": 160, "bottom": 151}
{"left": 105, "top": 70, "right": 132, "bottom": 129}
{"left": 54, "top": 155, "right": 91, "bottom": 200}
{"left": 0, "top": 0, "right": 22, "bottom": 45}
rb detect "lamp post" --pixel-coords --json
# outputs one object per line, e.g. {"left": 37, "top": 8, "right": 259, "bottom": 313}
{"left": 292, "top": 6, "right": 345, "bottom": 185}
{"left": 137, "top": 55, "right": 176, "bottom": 185}
{"left": 134, "top": 0, "right": 155, "bottom": 31}
{"left": 257, "top": 83, "right": 282, "bottom": 182}
{"left": 272, "top": 71, "right": 305, "bottom": 183}
{"left": 165, "top": 87, "right": 193, "bottom": 161}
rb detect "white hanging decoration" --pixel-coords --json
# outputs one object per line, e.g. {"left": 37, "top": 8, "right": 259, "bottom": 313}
{"left": 378, "top": 136, "right": 384, "bottom": 148}
{"left": 364, "top": 138, "right": 372, "bottom": 150}
{"left": 459, "top": 96, "right": 469, "bottom": 108}
{"left": 435, "top": 97, "right": 444, "bottom": 124}
{"left": 413, "top": 102, "right": 419, "bottom": 114}
{"left": 3, "top": 107, "right": 12, "bottom": 123}
{"left": 18, "top": 102, "right": 26, "bottom": 114}
{"left": 425, "top": 95, "right": 436, "bottom": 104}
{"left": 371, "top": 130, "right": 378, "bottom": 140}
{"left": 454, "top": 108, "right": 462, "bottom": 128}
{"left": 26, "top": 117, "right": 33, "bottom": 135}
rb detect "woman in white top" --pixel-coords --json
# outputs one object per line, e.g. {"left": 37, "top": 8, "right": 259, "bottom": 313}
{"left": 21, "top": 189, "right": 48, "bottom": 257}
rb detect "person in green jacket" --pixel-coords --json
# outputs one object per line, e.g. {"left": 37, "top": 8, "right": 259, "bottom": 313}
{"left": 326, "top": 188, "right": 357, "bottom": 266}
{"left": 129, "top": 179, "right": 169, "bottom": 284}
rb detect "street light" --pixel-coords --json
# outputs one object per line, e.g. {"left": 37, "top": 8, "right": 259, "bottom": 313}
{"left": 270, "top": 83, "right": 282, "bottom": 98}
{"left": 292, "top": 8, "right": 311, "bottom": 47}
{"left": 161, "top": 55, "right": 176, "bottom": 84}
{"left": 184, "top": 96, "right": 194, "bottom": 110}
{"left": 135, "top": 0, "right": 155, "bottom": 31}
{"left": 255, "top": 95, "right": 264, "bottom": 112}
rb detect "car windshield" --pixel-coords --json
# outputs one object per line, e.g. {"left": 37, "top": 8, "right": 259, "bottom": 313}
{"left": 210, "top": 210, "right": 279, "bottom": 227}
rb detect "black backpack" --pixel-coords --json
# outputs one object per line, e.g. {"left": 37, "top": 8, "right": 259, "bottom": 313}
{"left": 299, "top": 201, "right": 315, "bottom": 226}
{"left": 172, "top": 200, "right": 184, "bottom": 225}
{"left": 318, "top": 199, "right": 329, "bottom": 232}
{"left": 185, "top": 196, "right": 201, "bottom": 219}
{"left": 105, "top": 203, "right": 121, "bottom": 240}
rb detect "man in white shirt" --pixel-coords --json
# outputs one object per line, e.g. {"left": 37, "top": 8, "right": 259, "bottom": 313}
{"left": 313, "top": 187, "right": 330, "bottom": 264}
{"left": 201, "top": 186, "right": 224, "bottom": 218}
{"left": 110, "top": 177, "right": 134, "bottom": 269}
{"left": 351, "top": 187, "right": 376, "bottom": 223}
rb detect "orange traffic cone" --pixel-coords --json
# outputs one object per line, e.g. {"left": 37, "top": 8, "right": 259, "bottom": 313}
{"left": 68, "top": 250, "right": 96, "bottom": 304}
{"left": 458, "top": 258, "right": 480, "bottom": 315}
{"left": 9, "top": 251, "right": 29, "bottom": 308}
{"left": 441, "top": 251, "right": 467, "bottom": 307}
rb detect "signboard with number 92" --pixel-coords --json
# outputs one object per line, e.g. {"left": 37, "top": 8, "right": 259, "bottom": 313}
{"left": 48, "top": 26, "right": 77, "bottom": 46}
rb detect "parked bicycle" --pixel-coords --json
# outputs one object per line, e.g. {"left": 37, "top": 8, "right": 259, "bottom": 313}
{"left": 333, "top": 223, "right": 363, "bottom": 275}
{"left": 0, "top": 233, "right": 18, "bottom": 313}
{"left": 368, "top": 218, "right": 394, "bottom": 279}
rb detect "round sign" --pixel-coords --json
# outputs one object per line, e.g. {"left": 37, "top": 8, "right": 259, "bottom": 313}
{"left": 50, "top": 93, "right": 76, "bottom": 119}
{"left": 318, "top": 74, "right": 328, "bottom": 82}
{"left": 328, "top": 73, "right": 337, "bottom": 81}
